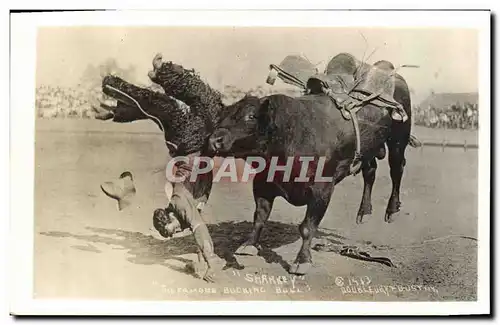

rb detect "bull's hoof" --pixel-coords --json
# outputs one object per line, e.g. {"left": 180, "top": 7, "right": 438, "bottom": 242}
{"left": 289, "top": 262, "right": 312, "bottom": 275}
{"left": 384, "top": 212, "right": 396, "bottom": 223}
{"left": 235, "top": 244, "right": 259, "bottom": 256}
{"left": 356, "top": 214, "right": 372, "bottom": 224}
{"left": 385, "top": 203, "right": 402, "bottom": 223}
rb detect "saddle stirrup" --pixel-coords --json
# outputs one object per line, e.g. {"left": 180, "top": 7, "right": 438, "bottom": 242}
{"left": 322, "top": 85, "right": 362, "bottom": 176}
{"left": 349, "top": 110, "right": 362, "bottom": 175}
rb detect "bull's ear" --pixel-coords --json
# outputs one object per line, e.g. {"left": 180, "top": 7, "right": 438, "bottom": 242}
{"left": 258, "top": 96, "right": 275, "bottom": 120}
{"left": 257, "top": 97, "right": 277, "bottom": 135}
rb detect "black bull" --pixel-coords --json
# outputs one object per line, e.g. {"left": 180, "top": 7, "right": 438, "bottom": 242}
{"left": 208, "top": 76, "right": 415, "bottom": 275}
{"left": 97, "top": 68, "right": 415, "bottom": 276}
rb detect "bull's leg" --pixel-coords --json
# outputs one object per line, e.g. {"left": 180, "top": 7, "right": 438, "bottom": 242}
{"left": 356, "top": 158, "right": 377, "bottom": 224}
{"left": 384, "top": 138, "right": 408, "bottom": 223}
{"left": 289, "top": 184, "right": 333, "bottom": 275}
{"left": 235, "top": 194, "right": 275, "bottom": 256}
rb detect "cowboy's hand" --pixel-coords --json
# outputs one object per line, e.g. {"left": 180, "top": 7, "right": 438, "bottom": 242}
{"left": 203, "top": 267, "right": 216, "bottom": 283}
{"left": 202, "top": 256, "right": 226, "bottom": 283}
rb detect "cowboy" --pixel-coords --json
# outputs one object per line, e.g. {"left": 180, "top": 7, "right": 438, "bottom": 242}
{"left": 97, "top": 59, "right": 226, "bottom": 282}
{"left": 152, "top": 155, "right": 222, "bottom": 283}
{"left": 146, "top": 54, "right": 229, "bottom": 282}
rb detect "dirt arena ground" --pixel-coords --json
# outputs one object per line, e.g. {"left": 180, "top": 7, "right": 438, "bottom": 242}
{"left": 34, "top": 119, "right": 479, "bottom": 302}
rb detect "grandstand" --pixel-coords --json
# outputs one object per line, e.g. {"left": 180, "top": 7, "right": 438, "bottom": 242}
{"left": 35, "top": 85, "right": 479, "bottom": 130}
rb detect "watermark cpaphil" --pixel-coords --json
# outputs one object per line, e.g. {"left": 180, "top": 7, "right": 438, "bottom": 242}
{"left": 165, "top": 155, "right": 335, "bottom": 183}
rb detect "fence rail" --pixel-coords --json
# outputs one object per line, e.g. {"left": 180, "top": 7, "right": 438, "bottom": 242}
{"left": 418, "top": 140, "right": 478, "bottom": 152}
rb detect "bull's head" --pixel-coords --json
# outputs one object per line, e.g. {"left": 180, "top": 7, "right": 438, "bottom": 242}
{"left": 208, "top": 95, "right": 274, "bottom": 157}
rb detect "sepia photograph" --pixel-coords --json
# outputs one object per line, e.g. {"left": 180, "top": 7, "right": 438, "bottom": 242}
{"left": 9, "top": 10, "right": 490, "bottom": 316}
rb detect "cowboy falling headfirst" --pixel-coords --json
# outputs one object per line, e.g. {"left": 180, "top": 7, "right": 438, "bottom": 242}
{"left": 100, "top": 54, "right": 227, "bottom": 282}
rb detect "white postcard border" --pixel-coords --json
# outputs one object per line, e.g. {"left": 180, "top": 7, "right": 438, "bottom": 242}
{"left": 9, "top": 10, "right": 491, "bottom": 316}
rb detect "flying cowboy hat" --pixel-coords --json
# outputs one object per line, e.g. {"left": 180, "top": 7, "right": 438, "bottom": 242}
{"left": 100, "top": 171, "right": 137, "bottom": 211}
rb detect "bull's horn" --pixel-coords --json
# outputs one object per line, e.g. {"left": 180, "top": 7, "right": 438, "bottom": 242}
{"left": 100, "top": 171, "right": 136, "bottom": 211}
{"left": 266, "top": 68, "right": 278, "bottom": 85}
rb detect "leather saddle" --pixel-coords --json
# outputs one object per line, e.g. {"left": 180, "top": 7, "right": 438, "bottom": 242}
{"left": 266, "top": 53, "right": 409, "bottom": 175}
{"left": 268, "top": 53, "right": 407, "bottom": 121}
{"left": 267, "top": 55, "right": 319, "bottom": 89}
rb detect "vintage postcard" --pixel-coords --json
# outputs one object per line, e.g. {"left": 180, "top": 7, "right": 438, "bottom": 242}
{"left": 9, "top": 10, "right": 490, "bottom": 316}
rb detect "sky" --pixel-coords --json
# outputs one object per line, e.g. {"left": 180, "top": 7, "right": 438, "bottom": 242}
{"left": 36, "top": 27, "right": 478, "bottom": 104}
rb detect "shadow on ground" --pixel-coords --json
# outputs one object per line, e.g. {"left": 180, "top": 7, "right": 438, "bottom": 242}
{"left": 40, "top": 221, "right": 348, "bottom": 279}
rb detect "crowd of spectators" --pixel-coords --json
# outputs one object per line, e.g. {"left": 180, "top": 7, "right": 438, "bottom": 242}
{"left": 413, "top": 102, "right": 478, "bottom": 130}
{"left": 35, "top": 85, "right": 101, "bottom": 119}
{"left": 35, "top": 84, "right": 478, "bottom": 130}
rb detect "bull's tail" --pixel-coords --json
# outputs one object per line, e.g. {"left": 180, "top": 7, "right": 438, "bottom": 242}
{"left": 409, "top": 134, "right": 422, "bottom": 148}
